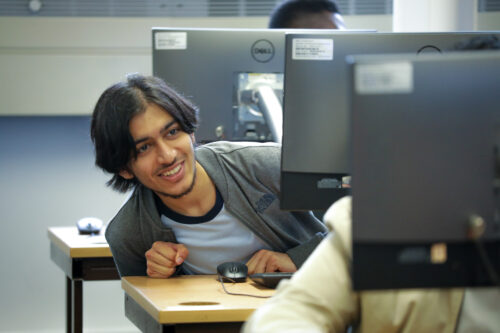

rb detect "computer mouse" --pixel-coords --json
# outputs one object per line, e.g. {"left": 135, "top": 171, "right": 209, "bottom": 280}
{"left": 216, "top": 261, "right": 248, "bottom": 283}
{"left": 76, "top": 217, "right": 103, "bottom": 235}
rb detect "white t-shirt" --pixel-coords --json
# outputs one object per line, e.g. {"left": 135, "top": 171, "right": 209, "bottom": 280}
{"left": 156, "top": 189, "right": 270, "bottom": 274}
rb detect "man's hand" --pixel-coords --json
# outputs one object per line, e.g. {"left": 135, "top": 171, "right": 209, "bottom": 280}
{"left": 246, "top": 250, "right": 297, "bottom": 275}
{"left": 145, "top": 241, "right": 189, "bottom": 278}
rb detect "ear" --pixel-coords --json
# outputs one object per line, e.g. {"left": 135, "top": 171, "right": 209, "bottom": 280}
{"left": 119, "top": 169, "right": 134, "bottom": 180}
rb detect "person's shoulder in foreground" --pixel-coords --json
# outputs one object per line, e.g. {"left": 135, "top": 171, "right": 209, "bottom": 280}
{"left": 242, "top": 196, "right": 464, "bottom": 333}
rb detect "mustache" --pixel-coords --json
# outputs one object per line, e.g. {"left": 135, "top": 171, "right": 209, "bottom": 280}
{"left": 158, "top": 167, "right": 197, "bottom": 200}
{"left": 154, "top": 158, "right": 178, "bottom": 174}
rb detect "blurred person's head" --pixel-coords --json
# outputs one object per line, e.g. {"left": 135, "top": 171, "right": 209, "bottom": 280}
{"left": 269, "top": 0, "right": 345, "bottom": 29}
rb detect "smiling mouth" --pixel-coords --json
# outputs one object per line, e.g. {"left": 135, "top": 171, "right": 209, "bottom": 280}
{"left": 161, "top": 163, "right": 182, "bottom": 177}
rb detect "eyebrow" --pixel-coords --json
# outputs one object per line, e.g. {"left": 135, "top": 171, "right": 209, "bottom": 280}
{"left": 133, "top": 120, "right": 177, "bottom": 145}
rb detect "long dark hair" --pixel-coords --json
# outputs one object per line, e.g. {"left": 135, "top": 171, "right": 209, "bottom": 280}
{"left": 90, "top": 74, "right": 199, "bottom": 192}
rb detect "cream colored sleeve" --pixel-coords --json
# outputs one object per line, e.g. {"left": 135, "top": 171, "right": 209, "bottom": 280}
{"left": 242, "top": 197, "right": 359, "bottom": 333}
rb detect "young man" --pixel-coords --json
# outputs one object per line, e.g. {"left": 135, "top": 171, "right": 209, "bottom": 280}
{"left": 91, "top": 74, "right": 327, "bottom": 277}
{"left": 268, "top": 0, "right": 346, "bottom": 29}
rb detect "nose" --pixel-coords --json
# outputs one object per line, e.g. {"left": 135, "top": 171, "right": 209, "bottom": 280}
{"left": 156, "top": 140, "right": 176, "bottom": 164}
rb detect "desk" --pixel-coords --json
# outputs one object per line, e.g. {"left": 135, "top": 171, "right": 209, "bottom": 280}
{"left": 122, "top": 275, "right": 275, "bottom": 333}
{"left": 48, "top": 227, "right": 119, "bottom": 333}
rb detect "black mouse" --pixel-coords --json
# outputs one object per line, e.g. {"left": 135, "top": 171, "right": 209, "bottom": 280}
{"left": 217, "top": 261, "right": 248, "bottom": 283}
{"left": 76, "top": 217, "right": 103, "bottom": 235}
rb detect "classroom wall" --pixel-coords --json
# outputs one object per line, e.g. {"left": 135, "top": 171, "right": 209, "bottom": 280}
{"left": 2, "top": 12, "right": 500, "bottom": 117}
{"left": 0, "top": 13, "right": 499, "bottom": 332}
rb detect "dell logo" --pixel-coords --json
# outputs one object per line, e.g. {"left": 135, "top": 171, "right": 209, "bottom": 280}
{"left": 251, "top": 39, "right": 275, "bottom": 63}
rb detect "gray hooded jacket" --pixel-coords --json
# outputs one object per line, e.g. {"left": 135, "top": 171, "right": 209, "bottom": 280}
{"left": 105, "top": 141, "right": 328, "bottom": 277}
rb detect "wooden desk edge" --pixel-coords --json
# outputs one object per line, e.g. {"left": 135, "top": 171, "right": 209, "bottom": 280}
{"left": 122, "top": 277, "right": 161, "bottom": 321}
{"left": 121, "top": 276, "right": 266, "bottom": 324}
{"left": 48, "top": 227, "right": 112, "bottom": 258}
{"left": 48, "top": 228, "right": 71, "bottom": 257}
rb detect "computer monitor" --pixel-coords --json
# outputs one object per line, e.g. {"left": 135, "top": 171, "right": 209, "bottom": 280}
{"left": 280, "top": 31, "right": 500, "bottom": 211}
{"left": 152, "top": 28, "right": 372, "bottom": 144}
{"left": 152, "top": 28, "right": 285, "bottom": 143}
{"left": 348, "top": 51, "right": 500, "bottom": 290}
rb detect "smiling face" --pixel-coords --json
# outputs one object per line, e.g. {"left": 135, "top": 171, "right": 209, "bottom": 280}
{"left": 119, "top": 103, "right": 197, "bottom": 199}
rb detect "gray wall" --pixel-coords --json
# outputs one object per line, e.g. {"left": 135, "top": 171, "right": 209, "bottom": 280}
{"left": 0, "top": 13, "right": 499, "bottom": 332}
{"left": 0, "top": 116, "right": 133, "bottom": 332}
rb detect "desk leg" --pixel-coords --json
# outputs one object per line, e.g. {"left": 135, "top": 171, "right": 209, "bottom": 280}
{"left": 66, "top": 277, "right": 83, "bottom": 333}
{"left": 66, "top": 277, "right": 72, "bottom": 333}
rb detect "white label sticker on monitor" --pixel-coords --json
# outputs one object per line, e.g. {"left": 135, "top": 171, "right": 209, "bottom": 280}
{"left": 292, "top": 38, "right": 333, "bottom": 60}
{"left": 355, "top": 62, "right": 413, "bottom": 94}
{"left": 155, "top": 32, "right": 187, "bottom": 50}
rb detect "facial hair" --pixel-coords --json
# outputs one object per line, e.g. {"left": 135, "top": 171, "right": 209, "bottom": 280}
{"left": 156, "top": 163, "right": 197, "bottom": 199}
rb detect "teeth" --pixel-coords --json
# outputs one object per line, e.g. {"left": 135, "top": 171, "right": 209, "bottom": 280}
{"left": 162, "top": 164, "right": 181, "bottom": 177}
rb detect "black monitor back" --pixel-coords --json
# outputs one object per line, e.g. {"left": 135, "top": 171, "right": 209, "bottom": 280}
{"left": 280, "top": 31, "right": 500, "bottom": 211}
{"left": 348, "top": 51, "right": 500, "bottom": 290}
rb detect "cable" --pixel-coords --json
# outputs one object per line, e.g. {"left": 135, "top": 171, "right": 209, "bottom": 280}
{"left": 473, "top": 239, "right": 500, "bottom": 287}
{"left": 218, "top": 275, "right": 271, "bottom": 298}
{"left": 468, "top": 214, "right": 500, "bottom": 287}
